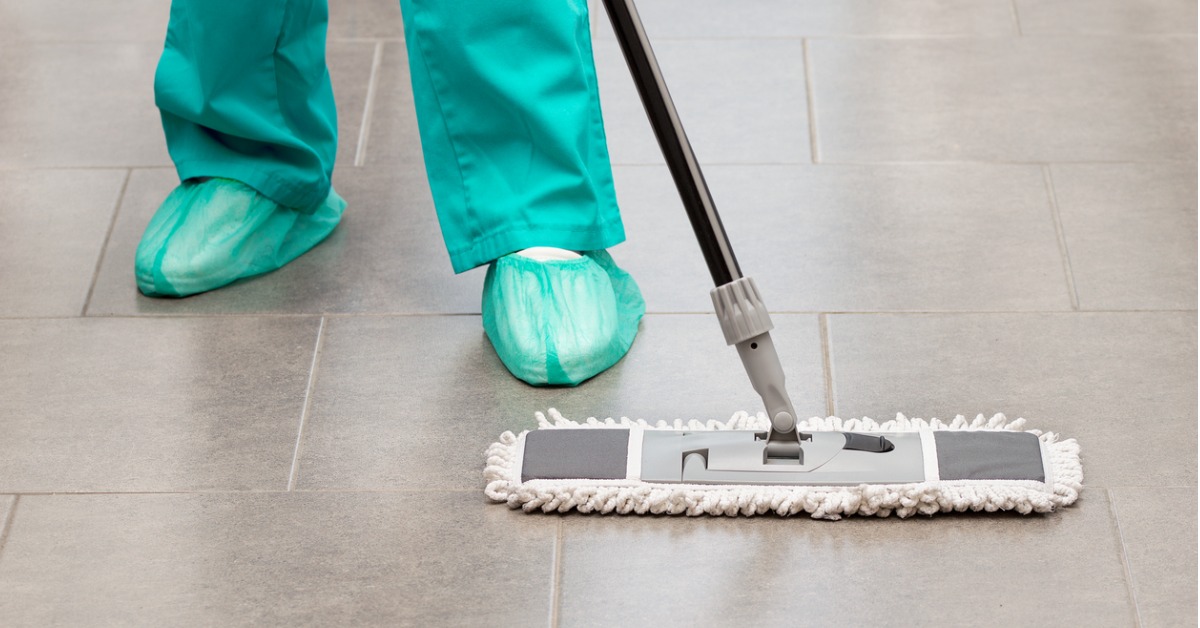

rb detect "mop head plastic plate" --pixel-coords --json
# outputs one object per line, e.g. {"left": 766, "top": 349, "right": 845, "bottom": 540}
{"left": 484, "top": 409, "right": 1082, "bottom": 520}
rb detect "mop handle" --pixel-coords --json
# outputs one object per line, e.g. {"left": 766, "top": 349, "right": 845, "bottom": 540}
{"left": 600, "top": 0, "right": 742, "bottom": 287}
{"left": 602, "top": 0, "right": 804, "bottom": 451}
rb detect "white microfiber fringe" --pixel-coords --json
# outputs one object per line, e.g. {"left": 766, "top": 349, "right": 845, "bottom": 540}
{"left": 483, "top": 408, "right": 1083, "bottom": 520}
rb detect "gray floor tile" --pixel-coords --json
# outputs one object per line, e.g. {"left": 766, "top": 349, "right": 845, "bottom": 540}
{"left": 809, "top": 37, "right": 1197, "bottom": 163}
{"left": 0, "top": 317, "right": 319, "bottom": 492}
{"left": 294, "top": 313, "right": 824, "bottom": 490}
{"left": 827, "top": 312, "right": 1197, "bottom": 486}
{"left": 0, "top": 492, "right": 554, "bottom": 627}
{"left": 1111, "top": 487, "right": 1198, "bottom": 628}
{"left": 558, "top": 489, "right": 1133, "bottom": 627}
{"left": 329, "top": 0, "right": 405, "bottom": 40}
{"left": 1050, "top": 163, "right": 1197, "bottom": 310}
{"left": 0, "top": 43, "right": 169, "bottom": 168}
{"left": 594, "top": 38, "right": 811, "bottom": 165}
{"left": 1017, "top": 0, "right": 1198, "bottom": 35}
{"left": 0, "top": 40, "right": 370, "bottom": 171}
{"left": 0, "top": 495, "right": 12, "bottom": 526}
{"left": 614, "top": 164, "right": 1073, "bottom": 312}
{"left": 592, "top": 0, "right": 1016, "bottom": 39}
{"left": 360, "top": 42, "right": 428, "bottom": 170}
{"left": 0, "top": 0, "right": 169, "bottom": 42}
{"left": 0, "top": 169, "right": 126, "bottom": 317}
{"left": 87, "top": 167, "right": 480, "bottom": 315}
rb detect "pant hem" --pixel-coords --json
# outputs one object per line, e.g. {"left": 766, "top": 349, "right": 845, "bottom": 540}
{"left": 173, "top": 159, "right": 331, "bottom": 210}
{"left": 448, "top": 217, "right": 627, "bottom": 273}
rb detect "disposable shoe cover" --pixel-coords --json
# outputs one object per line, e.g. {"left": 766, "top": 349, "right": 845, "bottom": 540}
{"left": 135, "top": 178, "right": 345, "bottom": 297}
{"left": 482, "top": 250, "right": 644, "bottom": 386}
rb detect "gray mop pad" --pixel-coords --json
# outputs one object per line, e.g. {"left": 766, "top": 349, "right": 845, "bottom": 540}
{"left": 485, "top": 409, "right": 1082, "bottom": 520}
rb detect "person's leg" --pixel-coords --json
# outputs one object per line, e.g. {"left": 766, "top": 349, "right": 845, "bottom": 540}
{"left": 136, "top": 0, "right": 345, "bottom": 297}
{"left": 400, "top": 0, "right": 643, "bottom": 386}
{"left": 399, "top": 0, "right": 625, "bottom": 273}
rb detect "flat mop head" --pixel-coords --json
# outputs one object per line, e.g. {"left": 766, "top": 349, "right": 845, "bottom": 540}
{"left": 484, "top": 409, "right": 1082, "bottom": 520}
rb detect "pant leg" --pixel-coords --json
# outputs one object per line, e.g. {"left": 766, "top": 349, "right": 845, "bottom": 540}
{"left": 155, "top": 0, "right": 338, "bottom": 210}
{"left": 400, "top": 0, "right": 626, "bottom": 273}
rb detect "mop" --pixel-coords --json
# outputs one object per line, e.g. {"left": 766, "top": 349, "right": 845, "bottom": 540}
{"left": 484, "top": 0, "right": 1082, "bottom": 519}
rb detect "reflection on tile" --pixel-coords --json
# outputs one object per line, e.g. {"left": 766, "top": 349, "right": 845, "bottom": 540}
{"left": 0, "top": 317, "right": 318, "bottom": 492}
{"left": 594, "top": 38, "right": 811, "bottom": 165}
{"left": 1111, "top": 487, "right": 1198, "bottom": 628}
{"left": 558, "top": 490, "right": 1132, "bottom": 627}
{"left": 329, "top": 0, "right": 405, "bottom": 40}
{"left": 295, "top": 313, "right": 825, "bottom": 489}
{"left": 86, "top": 167, "right": 480, "bottom": 315}
{"left": 0, "top": 43, "right": 168, "bottom": 168}
{"left": 828, "top": 312, "right": 1197, "bottom": 485}
{"left": 0, "top": 492, "right": 554, "bottom": 626}
{"left": 361, "top": 42, "right": 427, "bottom": 169}
{"left": 329, "top": 41, "right": 380, "bottom": 170}
{"left": 809, "top": 37, "right": 1197, "bottom": 162}
{"left": 614, "top": 164, "right": 1072, "bottom": 312}
{"left": 1051, "top": 163, "right": 1197, "bottom": 310}
{"left": 0, "top": 0, "right": 169, "bottom": 42}
{"left": 0, "top": 169, "right": 126, "bottom": 317}
{"left": 1017, "top": 0, "right": 1198, "bottom": 35}
{"left": 592, "top": 0, "right": 1016, "bottom": 39}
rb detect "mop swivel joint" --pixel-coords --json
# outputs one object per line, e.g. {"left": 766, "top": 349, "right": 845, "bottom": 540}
{"left": 711, "top": 277, "right": 805, "bottom": 461}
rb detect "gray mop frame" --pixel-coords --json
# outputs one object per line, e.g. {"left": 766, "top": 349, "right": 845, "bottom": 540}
{"left": 489, "top": 0, "right": 1078, "bottom": 499}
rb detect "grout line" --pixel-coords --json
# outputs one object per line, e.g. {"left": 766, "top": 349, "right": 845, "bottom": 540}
{"left": 1107, "top": 489, "right": 1145, "bottom": 628}
{"left": 610, "top": 158, "right": 1198, "bottom": 167}
{"left": 819, "top": 313, "right": 836, "bottom": 417}
{"left": 9, "top": 33, "right": 1194, "bottom": 45}
{"left": 1042, "top": 165, "right": 1081, "bottom": 310}
{"left": 0, "top": 165, "right": 174, "bottom": 171}
{"left": 287, "top": 317, "right": 328, "bottom": 491}
{"left": 82, "top": 169, "right": 132, "bottom": 316}
{"left": 1010, "top": 0, "right": 1024, "bottom": 36}
{"left": 0, "top": 496, "right": 20, "bottom": 568}
{"left": 549, "top": 519, "right": 564, "bottom": 628}
{"left": 802, "top": 39, "right": 821, "bottom": 164}
{"left": 354, "top": 40, "right": 386, "bottom": 167}
{"left": 2, "top": 485, "right": 1192, "bottom": 497}
{"left": 4, "top": 488, "right": 482, "bottom": 497}
{"left": 2, "top": 308, "right": 1197, "bottom": 323}
{"left": 592, "top": 33, "right": 1200, "bottom": 41}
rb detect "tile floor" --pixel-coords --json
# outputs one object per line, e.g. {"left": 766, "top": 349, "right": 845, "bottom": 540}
{"left": 0, "top": 0, "right": 1195, "bottom": 626}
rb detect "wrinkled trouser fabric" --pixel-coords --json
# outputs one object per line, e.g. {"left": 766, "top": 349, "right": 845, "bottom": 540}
{"left": 154, "top": 0, "right": 626, "bottom": 272}
{"left": 155, "top": 0, "right": 338, "bottom": 211}
{"left": 399, "top": 0, "right": 625, "bottom": 272}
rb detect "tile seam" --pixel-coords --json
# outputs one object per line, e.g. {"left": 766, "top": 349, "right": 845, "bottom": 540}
{"left": 609, "top": 159, "right": 1198, "bottom": 167}
{"left": 1107, "top": 488, "right": 1145, "bottom": 628}
{"left": 549, "top": 519, "right": 564, "bottom": 628}
{"left": 0, "top": 495, "right": 20, "bottom": 568}
{"left": 82, "top": 168, "right": 131, "bottom": 316}
{"left": 2, "top": 309, "right": 1195, "bottom": 322}
{"left": 819, "top": 313, "right": 836, "bottom": 417}
{"left": 287, "top": 316, "right": 328, "bottom": 491}
{"left": 0, "top": 485, "right": 1193, "bottom": 497}
{"left": 0, "top": 489, "right": 483, "bottom": 496}
{"left": 591, "top": 33, "right": 1199, "bottom": 41}
{"left": 1042, "top": 165, "right": 1082, "bottom": 310}
{"left": 353, "top": 40, "right": 386, "bottom": 167}
{"left": 802, "top": 38, "right": 820, "bottom": 164}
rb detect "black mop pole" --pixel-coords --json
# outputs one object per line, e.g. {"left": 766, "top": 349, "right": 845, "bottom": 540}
{"left": 600, "top": 0, "right": 742, "bottom": 288}
{"left": 600, "top": 0, "right": 808, "bottom": 453}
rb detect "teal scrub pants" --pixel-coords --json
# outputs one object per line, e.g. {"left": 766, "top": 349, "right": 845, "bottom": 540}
{"left": 155, "top": 0, "right": 626, "bottom": 273}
